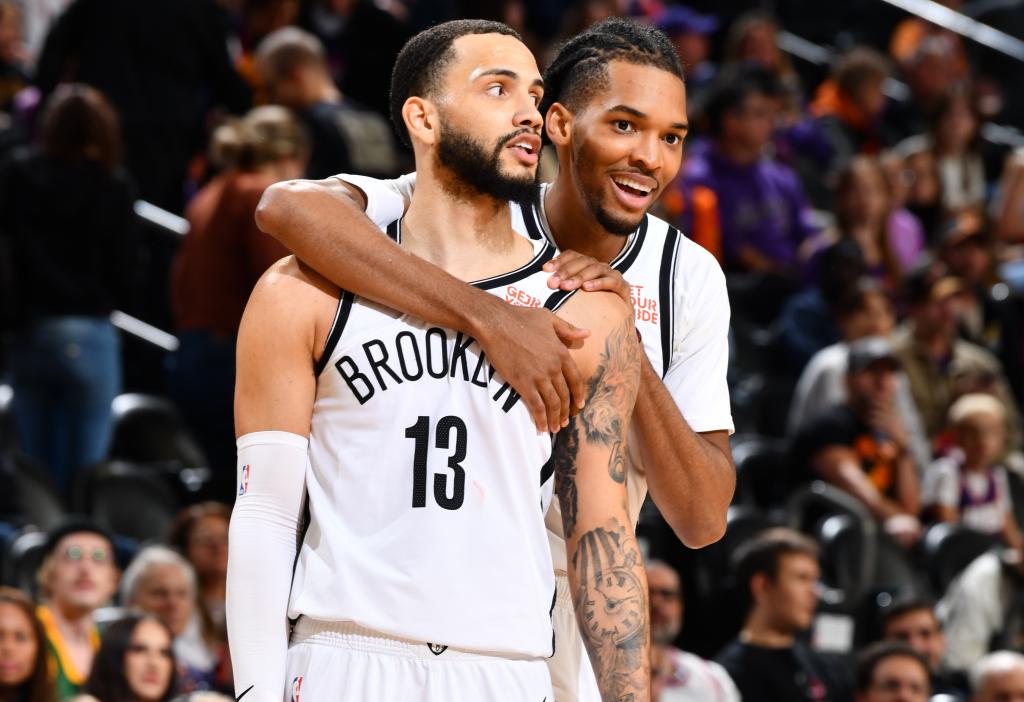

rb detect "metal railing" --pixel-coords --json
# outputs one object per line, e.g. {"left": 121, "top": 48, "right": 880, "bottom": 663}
{"left": 877, "top": 0, "right": 1024, "bottom": 61}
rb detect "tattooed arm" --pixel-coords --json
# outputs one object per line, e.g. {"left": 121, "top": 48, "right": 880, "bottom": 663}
{"left": 552, "top": 291, "right": 648, "bottom": 702}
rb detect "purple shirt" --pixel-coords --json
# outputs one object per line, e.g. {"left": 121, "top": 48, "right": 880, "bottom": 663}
{"left": 683, "top": 140, "right": 820, "bottom": 270}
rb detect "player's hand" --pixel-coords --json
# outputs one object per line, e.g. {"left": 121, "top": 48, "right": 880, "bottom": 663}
{"left": 543, "top": 251, "right": 632, "bottom": 309}
{"left": 473, "top": 300, "right": 590, "bottom": 433}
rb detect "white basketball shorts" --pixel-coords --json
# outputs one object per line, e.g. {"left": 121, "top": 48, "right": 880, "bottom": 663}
{"left": 284, "top": 618, "right": 554, "bottom": 702}
{"left": 547, "top": 573, "right": 601, "bottom": 702}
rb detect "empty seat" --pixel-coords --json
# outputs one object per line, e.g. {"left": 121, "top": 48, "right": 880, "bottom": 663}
{"left": 922, "top": 522, "right": 1000, "bottom": 594}
{"left": 0, "top": 452, "right": 65, "bottom": 530}
{"left": 78, "top": 461, "right": 180, "bottom": 543}
{"left": 3, "top": 530, "right": 46, "bottom": 596}
{"left": 109, "top": 393, "right": 206, "bottom": 468}
{"left": 816, "top": 513, "right": 871, "bottom": 605}
{"left": 731, "top": 435, "right": 792, "bottom": 510}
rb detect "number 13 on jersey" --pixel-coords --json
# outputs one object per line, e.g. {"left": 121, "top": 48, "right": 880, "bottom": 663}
{"left": 405, "top": 415, "right": 468, "bottom": 511}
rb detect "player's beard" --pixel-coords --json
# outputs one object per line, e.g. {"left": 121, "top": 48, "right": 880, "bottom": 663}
{"left": 435, "top": 122, "right": 539, "bottom": 208}
{"left": 573, "top": 142, "right": 646, "bottom": 237}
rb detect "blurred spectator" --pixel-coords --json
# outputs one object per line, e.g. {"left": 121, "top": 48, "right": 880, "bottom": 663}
{"left": 811, "top": 49, "right": 895, "bottom": 182}
{"left": 878, "top": 150, "right": 928, "bottom": 269}
{"left": 936, "top": 551, "right": 1024, "bottom": 675}
{"left": 647, "top": 560, "right": 739, "bottom": 702}
{"left": 654, "top": 6, "right": 718, "bottom": 110}
{"left": 777, "top": 239, "right": 866, "bottom": 372}
{"left": 854, "top": 641, "right": 930, "bottom": 702}
{"left": 658, "top": 178, "right": 722, "bottom": 263}
{"left": 233, "top": 0, "right": 301, "bottom": 102}
{"left": 21, "top": 0, "right": 73, "bottom": 69}
{"left": 77, "top": 615, "right": 177, "bottom": 702}
{"left": 786, "top": 279, "right": 931, "bottom": 473}
{"left": 35, "top": 0, "right": 251, "bottom": 212}
{"left": 891, "top": 259, "right": 1023, "bottom": 451}
{"left": 1, "top": 84, "right": 138, "bottom": 490}
{"left": 994, "top": 147, "right": 1024, "bottom": 248}
{"left": 168, "top": 105, "right": 302, "bottom": 486}
{"left": 900, "top": 146, "right": 945, "bottom": 244}
{"left": 168, "top": 504, "right": 229, "bottom": 642}
{"left": 885, "top": 37, "right": 961, "bottom": 144}
{"left": 715, "top": 528, "right": 853, "bottom": 702}
{"left": 0, "top": 587, "right": 56, "bottom": 702}
{"left": 296, "top": 0, "right": 411, "bottom": 119}
{"left": 722, "top": 11, "right": 800, "bottom": 98}
{"left": 122, "top": 547, "right": 223, "bottom": 693}
{"left": 256, "top": 26, "right": 399, "bottom": 180}
{"left": 683, "top": 68, "right": 819, "bottom": 277}
{"left": 888, "top": 0, "right": 969, "bottom": 86}
{"left": 923, "top": 394, "right": 1023, "bottom": 550}
{"left": 36, "top": 520, "right": 119, "bottom": 700}
{"left": 880, "top": 598, "right": 968, "bottom": 700}
{"left": 936, "top": 215, "right": 1001, "bottom": 349}
{"left": 793, "top": 336, "right": 923, "bottom": 547}
{"left": 970, "top": 651, "right": 1024, "bottom": 702}
{"left": 899, "top": 87, "right": 986, "bottom": 225}
{"left": 0, "top": 1, "right": 27, "bottom": 112}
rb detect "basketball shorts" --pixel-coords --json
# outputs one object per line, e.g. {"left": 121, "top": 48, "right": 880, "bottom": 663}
{"left": 547, "top": 573, "right": 601, "bottom": 702}
{"left": 284, "top": 618, "right": 554, "bottom": 702}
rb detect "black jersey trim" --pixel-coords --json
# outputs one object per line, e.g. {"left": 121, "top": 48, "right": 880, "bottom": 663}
{"left": 542, "top": 287, "right": 580, "bottom": 312}
{"left": 314, "top": 290, "right": 355, "bottom": 377}
{"left": 522, "top": 196, "right": 547, "bottom": 242}
{"left": 386, "top": 218, "right": 400, "bottom": 243}
{"left": 473, "top": 240, "right": 556, "bottom": 290}
{"left": 658, "top": 226, "right": 681, "bottom": 378}
{"left": 611, "top": 215, "right": 648, "bottom": 275}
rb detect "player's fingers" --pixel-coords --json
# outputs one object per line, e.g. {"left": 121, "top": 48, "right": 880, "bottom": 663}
{"left": 561, "top": 349, "right": 586, "bottom": 411}
{"left": 552, "top": 316, "right": 590, "bottom": 342}
{"left": 545, "top": 251, "right": 585, "bottom": 288}
{"left": 550, "top": 364, "right": 571, "bottom": 428}
{"left": 524, "top": 389, "right": 548, "bottom": 433}
{"left": 561, "top": 262, "right": 610, "bottom": 290}
{"left": 582, "top": 274, "right": 633, "bottom": 307}
{"left": 539, "top": 380, "right": 563, "bottom": 434}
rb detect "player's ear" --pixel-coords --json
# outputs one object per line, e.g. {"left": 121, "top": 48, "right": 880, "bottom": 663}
{"left": 403, "top": 97, "right": 437, "bottom": 147}
{"left": 545, "top": 103, "right": 573, "bottom": 147}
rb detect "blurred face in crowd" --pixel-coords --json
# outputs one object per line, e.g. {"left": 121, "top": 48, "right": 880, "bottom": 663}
{"left": 124, "top": 619, "right": 174, "bottom": 702}
{"left": 673, "top": 32, "right": 710, "bottom": 72}
{"left": 839, "top": 161, "right": 891, "bottom": 228}
{"left": 956, "top": 410, "right": 1006, "bottom": 470}
{"left": 852, "top": 78, "right": 888, "bottom": 121}
{"left": 909, "top": 50, "right": 954, "bottom": 105}
{"left": 737, "top": 21, "right": 781, "bottom": 72}
{"left": 132, "top": 564, "right": 194, "bottom": 637}
{"left": 840, "top": 290, "right": 896, "bottom": 342}
{"left": 722, "top": 92, "right": 774, "bottom": 155}
{"left": 976, "top": 666, "right": 1024, "bottom": 702}
{"left": 935, "top": 94, "right": 977, "bottom": 154}
{"left": 847, "top": 362, "right": 899, "bottom": 414}
{"left": 555, "top": 59, "right": 687, "bottom": 235}
{"left": 43, "top": 533, "right": 118, "bottom": 617}
{"left": 911, "top": 287, "right": 959, "bottom": 341}
{"left": 753, "top": 553, "right": 819, "bottom": 634}
{"left": 883, "top": 608, "right": 945, "bottom": 671}
{"left": 426, "top": 33, "right": 543, "bottom": 206}
{"left": 903, "top": 150, "right": 941, "bottom": 207}
{"left": 186, "top": 514, "right": 230, "bottom": 584}
{"left": 942, "top": 235, "right": 991, "bottom": 285}
{"left": 0, "top": 603, "right": 37, "bottom": 687}
{"left": 647, "top": 564, "right": 683, "bottom": 646}
{"left": 858, "top": 654, "right": 930, "bottom": 702}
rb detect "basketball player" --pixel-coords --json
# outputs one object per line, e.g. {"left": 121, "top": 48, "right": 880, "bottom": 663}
{"left": 227, "top": 20, "right": 649, "bottom": 702}
{"left": 257, "top": 18, "right": 734, "bottom": 701}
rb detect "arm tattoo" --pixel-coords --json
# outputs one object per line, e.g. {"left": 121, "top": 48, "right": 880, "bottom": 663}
{"left": 572, "top": 519, "right": 649, "bottom": 702}
{"left": 579, "top": 317, "right": 641, "bottom": 483}
{"left": 551, "top": 419, "right": 580, "bottom": 538}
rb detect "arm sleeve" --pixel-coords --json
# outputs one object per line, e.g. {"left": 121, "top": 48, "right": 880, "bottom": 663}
{"left": 334, "top": 172, "right": 416, "bottom": 228}
{"left": 226, "top": 431, "right": 308, "bottom": 702}
{"left": 661, "top": 243, "right": 734, "bottom": 434}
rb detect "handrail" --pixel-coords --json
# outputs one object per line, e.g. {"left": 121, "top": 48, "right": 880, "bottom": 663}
{"left": 109, "top": 310, "right": 179, "bottom": 352}
{"left": 876, "top": 0, "right": 1024, "bottom": 61}
{"left": 133, "top": 200, "right": 189, "bottom": 238}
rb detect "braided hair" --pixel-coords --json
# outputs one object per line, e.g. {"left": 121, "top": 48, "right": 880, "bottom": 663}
{"left": 389, "top": 19, "right": 522, "bottom": 148}
{"left": 540, "top": 18, "right": 684, "bottom": 120}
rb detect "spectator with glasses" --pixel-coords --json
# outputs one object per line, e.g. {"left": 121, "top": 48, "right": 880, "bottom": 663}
{"left": 35, "top": 520, "right": 120, "bottom": 700}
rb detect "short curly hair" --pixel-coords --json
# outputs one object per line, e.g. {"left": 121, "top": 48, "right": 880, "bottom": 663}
{"left": 389, "top": 19, "right": 522, "bottom": 148}
{"left": 540, "top": 18, "right": 684, "bottom": 120}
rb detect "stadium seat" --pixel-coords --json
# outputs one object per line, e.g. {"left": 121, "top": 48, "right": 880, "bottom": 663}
{"left": 0, "top": 384, "right": 14, "bottom": 452}
{"left": 0, "top": 452, "right": 64, "bottom": 530}
{"left": 3, "top": 529, "right": 47, "bottom": 596}
{"left": 921, "top": 522, "right": 1001, "bottom": 595}
{"left": 815, "top": 512, "right": 872, "bottom": 606}
{"left": 109, "top": 393, "right": 207, "bottom": 468}
{"left": 731, "top": 434, "right": 793, "bottom": 510}
{"left": 77, "top": 461, "right": 181, "bottom": 543}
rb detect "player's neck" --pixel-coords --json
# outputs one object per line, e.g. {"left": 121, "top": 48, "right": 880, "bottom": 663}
{"left": 545, "top": 175, "right": 629, "bottom": 264}
{"left": 403, "top": 174, "right": 528, "bottom": 280}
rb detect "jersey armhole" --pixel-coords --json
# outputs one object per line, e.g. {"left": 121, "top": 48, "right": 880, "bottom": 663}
{"left": 313, "top": 291, "right": 356, "bottom": 377}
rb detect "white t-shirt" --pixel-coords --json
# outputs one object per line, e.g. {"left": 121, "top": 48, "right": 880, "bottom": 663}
{"left": 922, "top": 451, "right": 1012, "bottom": 535}
{"left": 657, "top": 647, "right": 741, "bottom": 702}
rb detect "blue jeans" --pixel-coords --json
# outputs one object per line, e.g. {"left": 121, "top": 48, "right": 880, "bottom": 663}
{"left": 9, "top": 317, "right": 121, "bottom": 489}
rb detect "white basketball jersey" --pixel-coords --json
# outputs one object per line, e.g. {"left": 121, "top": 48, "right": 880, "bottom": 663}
{"left": 289, "top": 218, "right": 574, "bottom": 659}
{"left": 514, "top": 188, "right": 685, "bottom": 573}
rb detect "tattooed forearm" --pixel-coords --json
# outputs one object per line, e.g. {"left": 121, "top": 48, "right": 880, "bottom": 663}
{"left": 572, "top": 519, "right": 650, "bottom": 702}
{"left": 579, "top": 317, "right": 641, "bottom": 483}
{"left": 551, "top": 419, "right": 581, "bottom": 538}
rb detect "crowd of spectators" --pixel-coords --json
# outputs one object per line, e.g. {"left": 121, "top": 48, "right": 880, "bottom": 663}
{"left": 0, "top": 0, "right": 1022, "bottom": 700}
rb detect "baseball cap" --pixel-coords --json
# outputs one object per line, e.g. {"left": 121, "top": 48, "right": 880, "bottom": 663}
{"left": 655, "top": 5, "right": 719, "bottom": 36}
{"left": 847, "top": 336, "right": 901, "bottom": 374}
{"left": 43, "top": 517, "right": 116, "bottom": 559}
{"left": 903, "top": 258, "right": 963, "bottom": 306}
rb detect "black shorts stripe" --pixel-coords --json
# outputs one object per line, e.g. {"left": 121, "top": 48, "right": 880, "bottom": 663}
{"left": 659, "top": 226, "right": 681, "bottom": 377}
{"left": 314, "top": 290, "right": 355, "bottom": 377}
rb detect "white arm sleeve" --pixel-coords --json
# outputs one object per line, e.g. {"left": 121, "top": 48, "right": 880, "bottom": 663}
{"left": 334, "top": 172, "right": 417, "bottom": 228}
{"left": 226, "top": 431, "right": 308, "bottom": 702}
